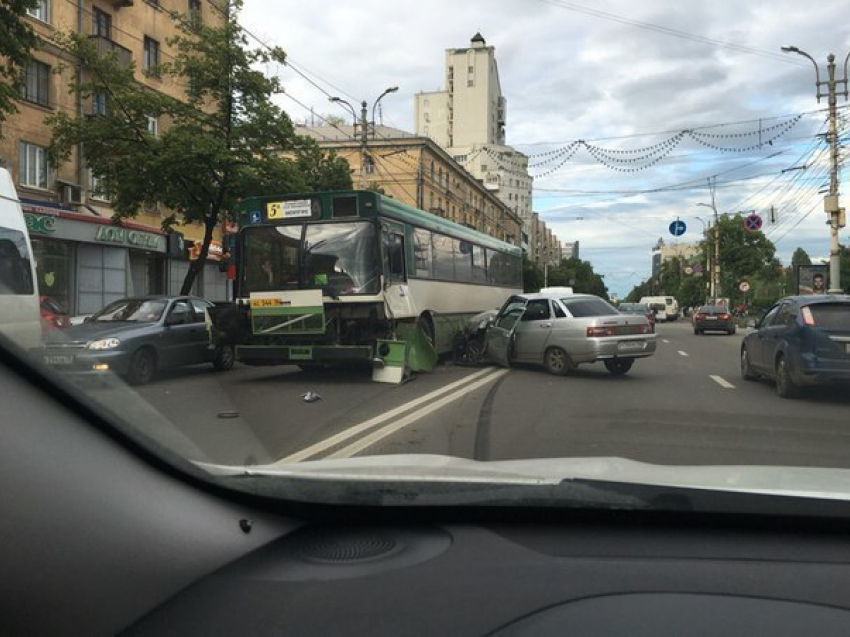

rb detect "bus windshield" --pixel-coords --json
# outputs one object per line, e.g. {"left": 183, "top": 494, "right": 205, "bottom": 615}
{"left": 242, "top": 222, "right": 380, "bottom": 296}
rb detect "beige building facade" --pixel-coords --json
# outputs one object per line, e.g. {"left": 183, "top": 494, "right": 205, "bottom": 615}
{"left": 1, "top": 0, "right": 230, "bottom": 313}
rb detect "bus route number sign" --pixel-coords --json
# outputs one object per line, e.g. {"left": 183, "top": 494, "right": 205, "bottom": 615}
{"left": 267, "top": 200, "right": 312, "bottom": 220}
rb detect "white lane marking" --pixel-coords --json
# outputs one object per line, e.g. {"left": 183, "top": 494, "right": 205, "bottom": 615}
{"left": 678, "top": 350, "right": 689, "bottom": 357}
{"left": 662, "top": 339, "right": 671, "bottom": 344}
{"left": 710, "top": 375, "right": 736, "bottom": 389}
{"left": 280, "top": 366, "right": 502, "bottom": 463}
{"left": 328, "top": 368, "right": 511, "bottom": 459}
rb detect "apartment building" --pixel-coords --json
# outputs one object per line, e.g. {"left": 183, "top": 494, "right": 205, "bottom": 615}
{"left": 298, "top": 123, "right": 523, "bottom": 246}
{"left": 1, "top": 0, "right": 229, "bottom": 315}
{"left": 414, "top": 34, "right": 533, "bottom": 223}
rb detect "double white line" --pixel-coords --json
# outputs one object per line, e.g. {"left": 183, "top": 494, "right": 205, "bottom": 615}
{"left": 278, "top": 366, "right": 509, "bottom": 463}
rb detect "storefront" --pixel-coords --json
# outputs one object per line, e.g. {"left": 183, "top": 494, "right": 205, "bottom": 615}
{"left": 22, "top": 199, "right": 231, "bottom": 316}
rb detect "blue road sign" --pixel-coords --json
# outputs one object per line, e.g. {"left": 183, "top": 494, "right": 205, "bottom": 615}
{"left": 249, "top": 210, "right": 262, "bottom": 224}
{"left": 669, "top": 220, "right": 687, "bottom": 236}
{"left": 744, "top": 214, "right": 763, "bottom": 232}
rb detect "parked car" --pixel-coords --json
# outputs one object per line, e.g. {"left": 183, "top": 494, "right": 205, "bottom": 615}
{"left": 39, "top": 296, "right": 70, "bottom": 332}
{"left": 41, "top": 295, "right": 234, "bottom": 385}
{"left": 482, "top": 292, "right": 656, "bottom": 376}
{"left": 740, "top": 295, "right": 850, "bottom": 398}
{"left": 617, "top": 302, "right": 656, "bottom": 332}
{"left": 693, "top": 305, "right": 737, "bottom": 335}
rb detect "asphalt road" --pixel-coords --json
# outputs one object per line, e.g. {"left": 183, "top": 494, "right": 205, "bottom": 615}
{"left": 130, "top": 320, "right": 850, "bottom": 468}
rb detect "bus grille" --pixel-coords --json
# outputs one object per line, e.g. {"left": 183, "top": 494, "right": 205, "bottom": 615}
{"left": 251, "top": 313, "right": 325, "bottom": 335}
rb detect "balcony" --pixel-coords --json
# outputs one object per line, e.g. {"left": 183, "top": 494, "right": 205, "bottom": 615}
{"left": 87, "top": 35, "right": 133, "bottom": 68}
{"left": 112, "top": 0, "right": 134, "bottom": 7}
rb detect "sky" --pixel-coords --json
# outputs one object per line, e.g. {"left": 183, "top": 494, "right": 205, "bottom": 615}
{"left": 239, "top": 0, "right": 850, "bottom": 297}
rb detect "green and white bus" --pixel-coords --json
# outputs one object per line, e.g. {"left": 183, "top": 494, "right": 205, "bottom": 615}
{"left": 212, "top": 190, "right": 522, "bottom": 376}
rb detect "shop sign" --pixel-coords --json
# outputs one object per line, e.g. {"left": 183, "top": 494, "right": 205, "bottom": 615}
{"left": 95, "top": 225, "right": 161, "bottom": 249}
{"left": 24, "top": 213, "right": 57, "bottom": 234}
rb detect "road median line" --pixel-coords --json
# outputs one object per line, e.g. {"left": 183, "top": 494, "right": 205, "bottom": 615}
{"left": 278, "top": 366, "right": 502, "bottom": 463}
{"left": 328, "top": 368, "right": 511, "bottom": 459}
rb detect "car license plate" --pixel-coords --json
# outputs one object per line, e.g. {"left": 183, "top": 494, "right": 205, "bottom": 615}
{"left": 706, "top": 316, "right": 717, "bottom": 320}
{"left": 44, "top": 354, "right": 74, "bottom": 365}
{"left": 618, "top": 341, "right": 644, "bottom": 351}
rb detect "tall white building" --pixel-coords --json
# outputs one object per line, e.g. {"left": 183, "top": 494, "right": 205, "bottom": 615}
{"left": 414, "top": 34, "right": 533, "bottom": 227}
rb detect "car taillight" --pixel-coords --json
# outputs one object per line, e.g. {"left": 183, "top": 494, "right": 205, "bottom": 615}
{"left": 640, "top": 324, "right": 651, "bottom": 334}
{"left": 587, "top": 326, "right": 616, "bottom": 337}
{"left": 720, "top": 313, "right": 730, "bottom": 320}
{"left": 696, "top": 313, "right": 705, "bottom": 320}
{"left": 801, "top": 306, "right": 815, "bottom": 326}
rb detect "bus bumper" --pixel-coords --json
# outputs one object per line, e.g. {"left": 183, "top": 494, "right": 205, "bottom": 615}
{"left": 236, "top": 344, "right": 373, "bottom": 366}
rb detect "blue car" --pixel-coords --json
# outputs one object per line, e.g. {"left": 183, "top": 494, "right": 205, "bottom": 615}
{"left": 42, "top": 296, "right": 235, "bottom": 385}
{"left": 740, "top": 295, "right": 850, "bottom": 398}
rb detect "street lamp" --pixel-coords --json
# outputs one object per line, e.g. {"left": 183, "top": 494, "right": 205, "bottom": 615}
{"left": 781, "top": 45, "right": 849, "bottom": 293}
{"left": 328, "top": 96, "right": 357, "bottom": 130}
{"left": 371, "top": 86, "right": 398, "bottom": 138}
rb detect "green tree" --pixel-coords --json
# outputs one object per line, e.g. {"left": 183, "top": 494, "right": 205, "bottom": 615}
{"left": 547, "top": 257, "right": 608, "bottom": 299}
{"left": 522, "top": 254, "right": 543, "bottom": 292}
{"left": 48, "top": 0, "right": 351, "bottom": 293}
{"left": 704, "top": 214, "right": 776, "bottom": 305}
{"left": 0, "top": 0, "right": 39, "bottom": 132}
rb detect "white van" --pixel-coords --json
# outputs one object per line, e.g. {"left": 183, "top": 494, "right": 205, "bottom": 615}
{"left": 639, "top": 296, "right": 679, "bottom": 322}
{"left": 0, "top": 167, "right": 42, "bottom": 351}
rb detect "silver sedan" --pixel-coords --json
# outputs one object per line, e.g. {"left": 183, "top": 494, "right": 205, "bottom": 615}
{"left": 483, "top": 292, "right": 657, "bottom": 375}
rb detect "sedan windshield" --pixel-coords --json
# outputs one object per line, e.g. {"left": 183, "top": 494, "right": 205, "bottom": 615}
{"left": 91, "top": 299, "right": 167, "bottom": 323}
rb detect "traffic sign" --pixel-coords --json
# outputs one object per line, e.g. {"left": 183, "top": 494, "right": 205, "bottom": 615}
{"left": 744, "top": 214, "right": 763, "bottom": 232}
{"left": 669, "top": 220, "right": 687, "bottom": 236}
{"left": 739, "top": 281, "right": 750, "bottom": 293}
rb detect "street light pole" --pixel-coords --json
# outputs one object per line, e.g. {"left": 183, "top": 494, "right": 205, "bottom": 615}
{"left": 371, "top": 86, "right": 398, "bottom": 138}
{"left": 697, "top": 200, "right": 720, "bottom": 300}
{"left": 330, "top": 86, "right": 399, "bottom": 190}
{"left": 693, "top": 215, "right": 710, "bottom": 302}
{"left": 782, "top": 45, "right": 848, "bottom": 293}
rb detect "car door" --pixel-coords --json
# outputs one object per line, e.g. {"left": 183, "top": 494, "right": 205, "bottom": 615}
{"left": 750, "top": 303, "right": 783, "bottom": 372}
{"left": 189, "top": 299, "right": 215, "bottom": 363}
{"left": 484, "top": 297, "right": 527, "bottom": 367}
{"left": 512, "top": 299, "right": 554, "bottom": 363}
{"left": 159, "top": 300, "right": 198, "bottom": 368}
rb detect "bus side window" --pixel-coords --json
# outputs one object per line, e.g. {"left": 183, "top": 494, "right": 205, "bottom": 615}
{"left": 383, "top": 232, "right": 406, "bottom": 282}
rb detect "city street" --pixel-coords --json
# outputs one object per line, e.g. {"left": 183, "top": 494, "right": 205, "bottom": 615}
{"left": 130, "top": 320, "right": 850, "bottom": 469}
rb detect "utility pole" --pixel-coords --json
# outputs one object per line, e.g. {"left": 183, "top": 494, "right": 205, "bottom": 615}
{"left": 782, "top": 46, "right": 848, "bottom": 293}
{"left": 698, "top": 182, "right": 720, "bottom": 300}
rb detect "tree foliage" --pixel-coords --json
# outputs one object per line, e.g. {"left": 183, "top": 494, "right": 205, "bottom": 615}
{"left": 0, "top": 0, "right": 39, "bottom": 131}
{"left": 48, "top": 0, "right": 351, "bottom": 293}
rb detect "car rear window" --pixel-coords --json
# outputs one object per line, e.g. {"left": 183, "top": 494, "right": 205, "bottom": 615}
{"left": 807, "top": 303, "right": 850, "bottom": 331}
{"left": 562, "top": 298, "right": 618, "bottom": 317}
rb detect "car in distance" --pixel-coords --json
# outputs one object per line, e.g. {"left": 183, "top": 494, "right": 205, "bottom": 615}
{"left": 740, "top": 295, "right": 850, "bottom": 398}
{"left": 41, "top": 295, "right": 235, "bottom": 385}
{"left": 483, "top": 292, "right": 656, "bottom": 376}
{"left": 617, "top": 302, "right": 656, "bottom": 332}
{"left": 693, "top": 305, "right": 737, "bottom": 335}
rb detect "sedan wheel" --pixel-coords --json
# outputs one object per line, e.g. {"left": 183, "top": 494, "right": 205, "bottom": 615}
{"left": 127, "top": 348, "right": 156, "bottom": 385}
{"left": 543, "top": 347, "right": 573, "bottom": 376}
{"left": 604, "top": 359, "right": 633, "bottom": 376}
{"left": 740, "top": 346, "right": 757, "bottom": 381}
{"left": 775, "top": 356, "right": 800, "bottom": 399}
{"left": 213, "top": 344, "right": 235, "bottom": 371}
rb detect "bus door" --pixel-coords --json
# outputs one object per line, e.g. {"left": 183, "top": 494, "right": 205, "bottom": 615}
{"left": 381, "top": 226, "right": 415, "bottom": 319}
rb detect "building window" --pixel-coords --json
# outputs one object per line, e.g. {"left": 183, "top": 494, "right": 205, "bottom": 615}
{"left": 22, "top": 60, "right": 50, "bottom": 107}
{"left": 146, "top": 115, "right": 158, "bottom": 137}
{"left": 92, "top": 7, "right": 111, "bottom": 38}
{"left": 188, "top": 0, "right": 201, "bottom": 24}
{"left": 89, "top": 170, "right": 110, "bottom": 201}
{"left": 143, "top": 37, "right": 160, "bottom": 76}
{"left": 467, "top": 80, "right": 474, "bottom": 87}
{"left": 26, "top": 0, "right": 49, "bottom": 22}
{"left": 92, "top": 92, "right": 108, "bottom": 115}
{"left": 19, "top": 142, "right": 48, "bottom": 189}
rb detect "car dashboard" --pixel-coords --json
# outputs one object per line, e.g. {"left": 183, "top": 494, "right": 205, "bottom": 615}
{"left": 3, "top": 350, "right": 850, "bottom": 636}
